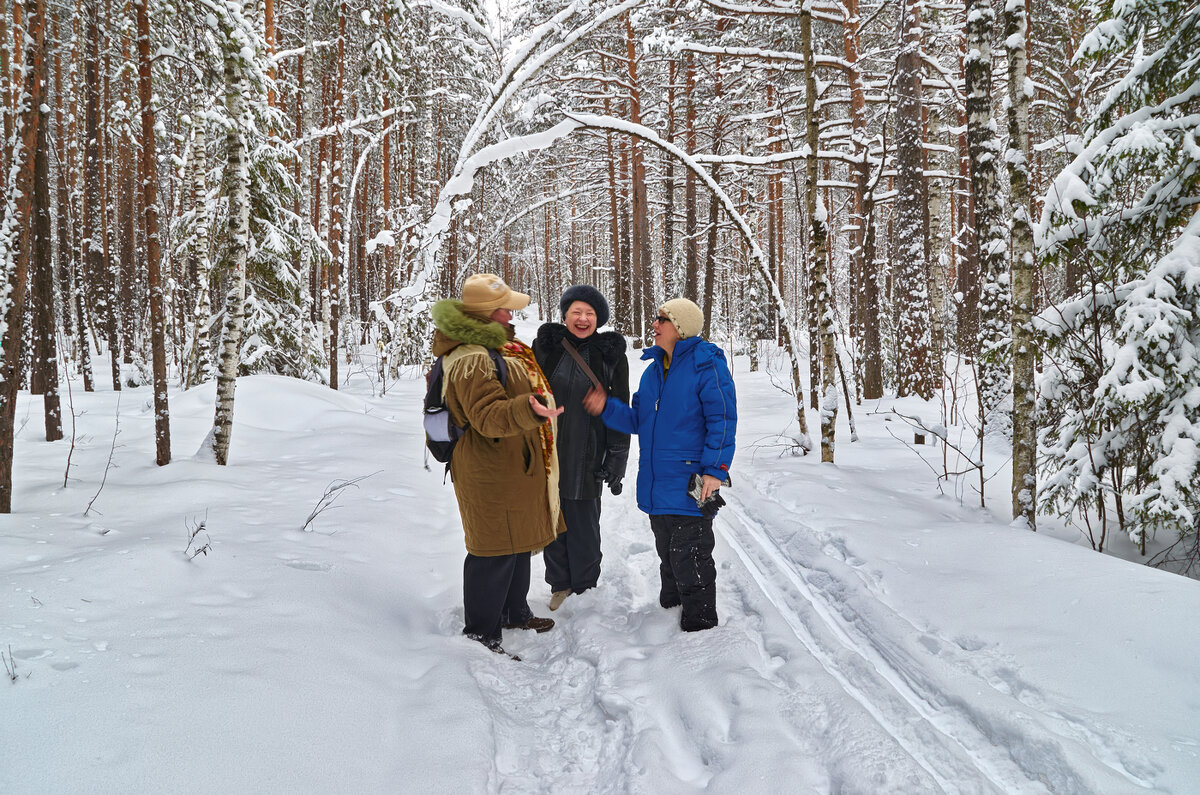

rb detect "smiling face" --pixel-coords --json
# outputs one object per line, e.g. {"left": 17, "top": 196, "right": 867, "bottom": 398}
{"left": 564, "top": 301, "right": 597, "bottom": 339}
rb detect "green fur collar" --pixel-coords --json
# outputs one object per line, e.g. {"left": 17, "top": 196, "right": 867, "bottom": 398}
{"left": 431, "top": 299, "right": 508, "bottom": 349}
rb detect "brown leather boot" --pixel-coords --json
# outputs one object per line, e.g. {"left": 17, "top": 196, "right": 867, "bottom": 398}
{"left": 502, "top": 616, "right": 555, "bottom": 633}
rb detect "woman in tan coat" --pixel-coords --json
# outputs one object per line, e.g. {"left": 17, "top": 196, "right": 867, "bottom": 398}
{"left": 431, "top": 273, "right": 564, "bottom": 658}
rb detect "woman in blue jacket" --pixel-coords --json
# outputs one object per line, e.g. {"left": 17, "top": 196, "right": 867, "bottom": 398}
{"left": 583, "top": 298, "right": 736, "bottom": 631}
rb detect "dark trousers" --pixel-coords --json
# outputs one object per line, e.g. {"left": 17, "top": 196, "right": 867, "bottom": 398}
{"left": 649, "top": 514, "right": 718, "bottom": 631}
{"left": 543, "top": 497, "right": 603, "bottom": 593}
{"left": 462, "top": 552, "right": 534, "bottom": 647}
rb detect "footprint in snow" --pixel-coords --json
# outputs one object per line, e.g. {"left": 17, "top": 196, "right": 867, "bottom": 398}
{"left": 285, "top": 560, "right": 332, "bottom": 572}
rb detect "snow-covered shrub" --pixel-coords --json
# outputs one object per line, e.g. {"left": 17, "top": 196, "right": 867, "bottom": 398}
{"left": 1037, "top": 0, "right": 1200, "bottom": 569}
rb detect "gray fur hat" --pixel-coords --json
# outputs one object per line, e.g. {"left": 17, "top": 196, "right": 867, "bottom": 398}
{"left": 559, "top": 285, "right": 610, "bottom": 328}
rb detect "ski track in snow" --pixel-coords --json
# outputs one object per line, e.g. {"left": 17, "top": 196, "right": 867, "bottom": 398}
{"left": 716, "top": 474, "right": 1155, "bottom": 794}
{"left": 454, "top": 450, "right": 1156, "bottom": 793}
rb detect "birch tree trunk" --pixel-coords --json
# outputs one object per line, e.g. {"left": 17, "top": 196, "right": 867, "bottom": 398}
{"left": 185, "top": 102, "right": 213, "bottom": 389}
{"left": 137, "top": 0, "right": 169, "bottom": 465}
{"left": 1006, "top": 0, "right": 1036, "bottom": 528}
{"left": 803, "top": 4, "right": 836, "bottom": 461}
{"left": 210, "top": 6, "right": 252, "bottom": 467}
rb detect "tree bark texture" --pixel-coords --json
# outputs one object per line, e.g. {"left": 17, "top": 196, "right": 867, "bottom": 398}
{"left": 0, "top": 0, "right": 47, "bottom": 511}
{"left": 137, "top": 0, "right": 170, "bottom": 465}
{"left": 211, "top": 8, "right": 252, "bottom": 467}
{"left": 965, "top": 0, "right": 1011, "bottom": 417}
{"left": 894, "top": 0, "right": 933, "bottom": 399}
{"left": 1006, "top": 0, "right": 1037, "bottom": 528}
{"left": 803, "top": 5, "right": 836, "bottom": 462}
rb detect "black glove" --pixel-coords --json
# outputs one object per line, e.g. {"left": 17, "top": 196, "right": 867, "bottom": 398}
{"left": 595, "top": 466, "right": 624, "bottom": 496}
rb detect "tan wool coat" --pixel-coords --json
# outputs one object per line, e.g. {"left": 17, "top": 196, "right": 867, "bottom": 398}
{"left": 431, "top": 299, "right": 564, "bottom": 556}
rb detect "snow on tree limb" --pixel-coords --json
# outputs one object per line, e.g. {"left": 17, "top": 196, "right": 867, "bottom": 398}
{"left": 393, "top": 0, "right": 649, "bottom": 304}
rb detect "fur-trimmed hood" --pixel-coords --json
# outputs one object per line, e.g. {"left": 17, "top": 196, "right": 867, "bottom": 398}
{"left": 534, "top": 323, "right": 626, "bottom": 375}
{"left": 431, "top": 299, "right": 511, "bottom": 356}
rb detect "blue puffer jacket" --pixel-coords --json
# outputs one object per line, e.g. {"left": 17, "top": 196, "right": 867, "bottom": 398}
{"left": 601, "top": 336, "right": 736, "bottom": 516}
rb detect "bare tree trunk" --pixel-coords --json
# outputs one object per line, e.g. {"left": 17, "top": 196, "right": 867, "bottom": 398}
{"left": 605, "top": 124, "right": 624, "bottom": 332}
{"left": 965, "top": 0, "right": 1010, "bottom": 417}
{"left": 381, "top": 94, "right": 393, "bottom": 296}
{"left": 328, "top": 2, "right": 346, "bottom": 389}
{"left": 99, "top": 0, "right": 121, "bottom": 390}
{"left": 625, "top": 15, "right": 651, "bottom": 342}
{"left": 701, "top": 174, "right": 720, "bottom": 339}
{"left": 663, "top": 57, "right": 677, "bottom": 296}
{"left": 765, "top": 84, "right": 779, "bottom": 351}
{"left": 53, "top": 14, "right": 87, "bottom": 386}
{"left": 32, "top": 77, "right": 62, "bottom": 441}
{"left": 1006, "top": 0, "right": 1036, "bottom": 528}
{"left": 0, "top": 0, "right": 47, "bottom": 512}
{"left": 265, "top": 0, "right": 276, "bottom": 106}
{"left": 954, "top": 101, "right": 978, "bottom": 355}
{"left": 82, "top": 0, "right": 116, "bottom": 389}
{"left": 137, "top": 0, "right": 169, "bottom": 465}
{"left": 683, "top": 50, "right": 698, "bottom": 304}
{"left": 0, "top": 0, "right": 11, "bottom": 200}
{"left": 927, "top": 105, "right": 948, "bottom": 382}
{"left": 210, "top": 9, "right": 252, "bottom": 467}
{"left": 894, "top": 0, "right": 933, "bottom": 399}
{"left": 701, "top": 44, "right": 726, "bottom": 339}
{"left": 802, "top": 4, "right": 836, "bottom": 461}
{"left": 185, "top": 95, "right": 213, "bottom": 389}
{"left": 297, "top": 3, "right": 315, "bottom": 357}
{"left": 846, "top": 0, "right": 882, "bottom": 399}
{"left": 617, "top": 126, "right": 632, "bottom": 336}
{"left": 118, "top": 12, "right": 136, "bottom": 367}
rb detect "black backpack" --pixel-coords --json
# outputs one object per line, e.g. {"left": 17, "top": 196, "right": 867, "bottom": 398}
{"left": 423, "top": 348, "right": 508, "bottom": 466}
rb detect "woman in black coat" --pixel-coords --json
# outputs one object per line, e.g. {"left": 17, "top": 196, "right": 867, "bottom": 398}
{"left": 533, "top": 285, "right": 629, "bottom": 610}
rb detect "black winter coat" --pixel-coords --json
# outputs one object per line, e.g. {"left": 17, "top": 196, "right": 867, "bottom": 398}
{"left": 533, "top": 324, "right": 630, "bottom": 500}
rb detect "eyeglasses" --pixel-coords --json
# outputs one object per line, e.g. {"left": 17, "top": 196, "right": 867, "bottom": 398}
{"left": 652, "top": 315, "right": 670, "bottom": 325}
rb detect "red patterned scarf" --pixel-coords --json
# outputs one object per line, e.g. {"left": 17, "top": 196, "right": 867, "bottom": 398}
{"left": 503, "top": 339, "right": 555, "bottom": 477}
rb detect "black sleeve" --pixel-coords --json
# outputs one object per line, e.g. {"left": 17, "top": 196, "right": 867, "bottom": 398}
{"left": 602, "top": 354, "right": 631, "bottom": 481}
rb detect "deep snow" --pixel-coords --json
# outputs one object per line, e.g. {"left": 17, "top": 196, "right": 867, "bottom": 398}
{"left": 3, "top": 321, "right": 1198, "bottom": 793}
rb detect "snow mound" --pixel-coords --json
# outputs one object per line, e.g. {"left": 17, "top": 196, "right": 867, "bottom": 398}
{"left": 174, "top": 374, "right": 374, "bottom": 432}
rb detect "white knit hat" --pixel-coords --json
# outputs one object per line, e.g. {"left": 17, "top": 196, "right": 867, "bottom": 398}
{"left": 659, "top": 298, "right": 704, "bottom": 339}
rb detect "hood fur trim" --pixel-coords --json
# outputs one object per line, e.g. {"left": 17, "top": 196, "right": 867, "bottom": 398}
{"left": 431, "top": 299, "right": 508, "bottom": 349}
{"left": 536, "top": 323, "right": 626, "bottom": 364}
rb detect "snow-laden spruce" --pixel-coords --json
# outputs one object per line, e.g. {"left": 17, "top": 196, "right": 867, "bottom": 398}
{"left": 1036, "top": 0, "right": 1200, "bottom": 556}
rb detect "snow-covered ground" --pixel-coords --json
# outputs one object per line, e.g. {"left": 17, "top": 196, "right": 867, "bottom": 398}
{"left": 3, "top": 319, "right": 1198, "bottom": 793}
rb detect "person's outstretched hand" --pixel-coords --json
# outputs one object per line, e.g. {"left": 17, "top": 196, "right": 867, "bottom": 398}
{"left": 530, "top": 395, "right": 564, "bottom": 419}
{"left": 582, "top": 386, "right": 607, "bottom": 416}
{"left": 699, "top": 474, "right": 722, "bottom": 502}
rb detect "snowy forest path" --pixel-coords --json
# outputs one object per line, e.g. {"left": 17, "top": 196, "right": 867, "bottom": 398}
{"left": 718, "top": 473, "right": 1150, "bottom": 793}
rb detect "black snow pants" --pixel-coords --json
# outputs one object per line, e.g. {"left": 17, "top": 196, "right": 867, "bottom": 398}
{"left": 543, "top": 497, "right": 603, "bottom": 594}
{"left": 462, "top": 551, "right": 534, "bottom": 648}
{"left": 648, "top": 514, "right": 718, "bottom": 631}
